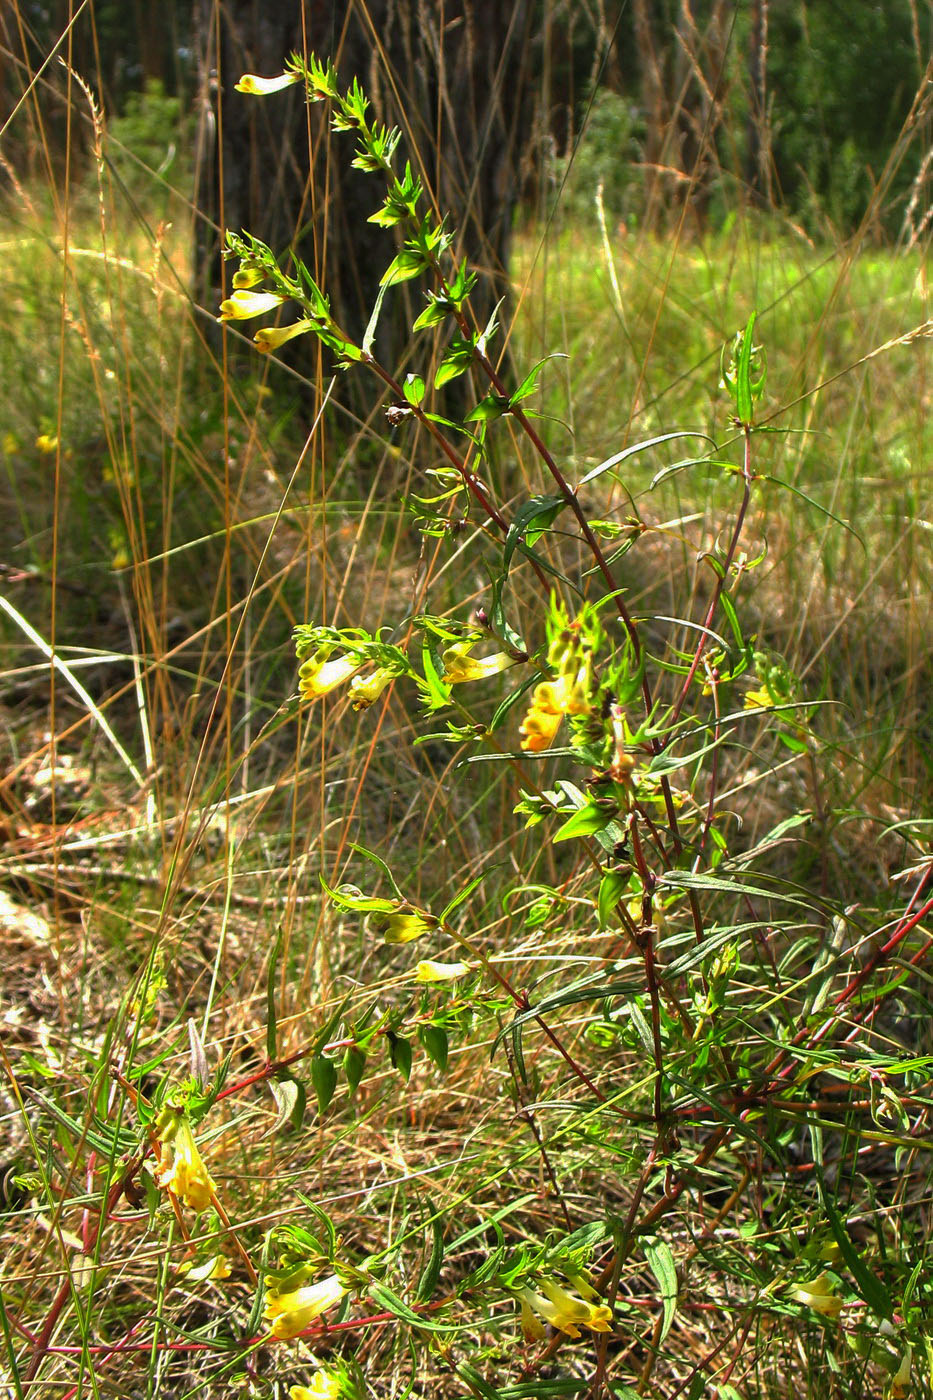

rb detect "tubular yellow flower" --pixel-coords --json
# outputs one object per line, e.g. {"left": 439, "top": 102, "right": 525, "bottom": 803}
{"left": 414, "top": 959, "right": 470, "bottom": 983}
{"left": 263, "top": 1273, "right": 348, "bottom": 1339}
{"left": 218, "top": 289, "right": 286, "bottom": 322}
{"left": 519, "top": 681, "right": 566, "bottom": 753}
{"left": 154, "top": 1107, "right": 216, "bottom": 1214}
{"left": 369, "top": 909, "right": 436, "bottom": 944}
{"left": 519, "top": 1279, "right": 613, "bottom": 1338}
{"left": 348, "top": 666, "right": 396, "bottom": 710}
{"left": 790, "top": 1273, "right": 844, "bottom": 1319}
{"left": 299, "top": 653, "right": 359, "bottom": 701}
{"left": 254, "top": 320, "right": 314, "bottom": 354}
{"left": 891, "top": 1347, "right": 911, "bottom": 1398}
{"left": 520, "top": 1293, "right": 547, "bottom": 1341}
{"left": 441, "top": 640, "right": 515, "bottom": 684}
{"left": 235, "top": 72, "right": 302, "bottom": 95}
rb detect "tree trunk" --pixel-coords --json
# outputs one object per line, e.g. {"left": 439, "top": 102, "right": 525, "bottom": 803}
{"left": 193, "top": 0, "right": 533, "bottom": 391}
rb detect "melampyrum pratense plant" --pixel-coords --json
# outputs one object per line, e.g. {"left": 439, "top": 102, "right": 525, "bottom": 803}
{"left": 55, "top": 54, "right": 928, "bottom": 1400}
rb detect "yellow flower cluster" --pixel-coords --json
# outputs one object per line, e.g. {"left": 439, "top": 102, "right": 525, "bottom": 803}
{"left": 519, "top": 627, "right": 592, "bottom": 754}
{"left": 518, "top": 1276, "right": 613, "bottom": 1339}
{"left": 154, "top": 1107, "right": 215, "bottom": 1214}
{"left": 297, "top": 647, "right": 396, "bottom": 711}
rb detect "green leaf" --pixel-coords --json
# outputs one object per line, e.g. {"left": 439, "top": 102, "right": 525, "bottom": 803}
{"left": 464, "top": 393, "right": 510, "bottom": 423}
{"left": 419, "top": 1024, "right": 449, "bottom": 1073}
{"left": 348, "top": 843, "right": 406, "bottom": 900}
{"left": 413, "top": 295, "right": 450, "bottom": 331}
{"left": 818, "top": 1178, "right": 892, "bottom": 1320}
{"left": 644, "top": 1237, "right": 678, "bottom": 1342}
{"left": 403, "top": 373, "right": 425, "bottom": 406}
{"left": 269, "top": 1073, "right": 306, "bottom": 1133}
{"left": 414, "top": 1208, "right": 445, "bottom": 1302}
{"left": 434, "top": 338, "right": 475, "bottom": 389}
{"left": 458, "top": 1363, "right": 503, "bottom": 1400}
{"left": 735, "top": 311, "right": 757, "bottom": 423}
{"left": 381, "top": 248, "right": 428, "bottom": 287}
{"left": 597, "top": 870, "right": 630, "bottom": 929}
{"left": 510, "top": 353, "right": 567, "bottom": 407}
{"left": 502, "top": 495, "right": 565, "bottom": 575}
{"left": 319, "top": 875, "right": 396, "bottom": 915}
{"left": 388, "top": 1032, "right": 413, "bottom": 1081}
{"left": 266, "top": 928, "right": 283, "bottom": 1061}
{"left": 310, "top": 1055, "right": 338, "bottom": 1115}
{"left": 366, "top": 1279, "right": 452, "bottom": 1334}
{"left": 344, "top": 1045, "right": 367, "bottom": 1095}
{"left": 552, "top": 801, "right": 617, "bottom": 844}
{"left": 576, "top": 432, "right": 715, "bottom": 490}
{"left": 762, "top": 474, "right": 866, "bottom": 551}
{"left": 440, "top": 872, "right": 487, "bottom": 923}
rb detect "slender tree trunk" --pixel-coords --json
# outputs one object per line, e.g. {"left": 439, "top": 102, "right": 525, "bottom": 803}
{"left": 193, "top": 0, "right": 533, "bottom": 389}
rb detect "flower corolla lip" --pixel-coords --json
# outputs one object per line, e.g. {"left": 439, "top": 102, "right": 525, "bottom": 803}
{"left": 299, "top": 653, "right": 359, "bottom": 701}
{"left": 790, "top": 1273, "right": 843, "bottom": 1318}
{"left": 218, "top": 289, "right": 287, "bottom": 322}
{"left": 154, "top": 1107, "right": 215, "bottom": 1214}
{"left": 441, "top": 641, "right": 514, "bottom": 684}
{"left": 414, "top": 959, "right": 470, "bottom": 983}
{"left": 235, "top": 71, "right": 302, "bottom": 95}
{"left": 263, "top": 1273, "right": 348, "bottom": 1339}
{"left": 519, "top": 1279, "right": 613, "bottom": 1338}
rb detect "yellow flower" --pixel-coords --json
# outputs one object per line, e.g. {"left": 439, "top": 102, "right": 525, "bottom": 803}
{"left": 414, "top": 959, "right": 470, "bottom": 982}
{"left": 179, "top": 1254, "right": 232, "bottom": 1281}
{"left": 235, "top": 72, "right": 302, "bottom": 95}
{"left": 369, "top": 908, "right": 436, "bottom": 944}
{"left": 519, "top": 1279, "right": 613, "bottom": 1338}
{"left": 3, "top": 432, "right": 20, "bottom": 454}
{"left": 218, "top": 289, "right": 286, "bottom": 322}
{"left": 441, "top": 640, "right": 515, "bottom": 684}
{"left": 520, "top": 1293, "right": 547, "bottom": 1341}
{"left": 298, "top": 652, "right": 359, "bottom": 701}
{"left": 347, "top": 666, "right": 396, "bottom": 710}
{"left": 519, "top": 681, "right": 566, "bottom": 753}
{"left": 255, "top": 320, "right": 315, "bottom": 354}
{"left": 743, "top": 685, "right": 774, "bottom": 711}
{"left": 891, "top": 1347, "right": 911, "bottom": 1398}
{"left": 790, "top": 1273, "right": 844, "bottom": 1319}
{"left": 154, "top": 1107, "right": 216, "bottom": 1214}
{"left": 290, "top": 1371, "right": 342, "bottom": 1400}
{"left": 263, "top": 1273, "right": 348, "bottom": 1339}
{"left": 35, "top": 433, "right": 59, "bottom": 454}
